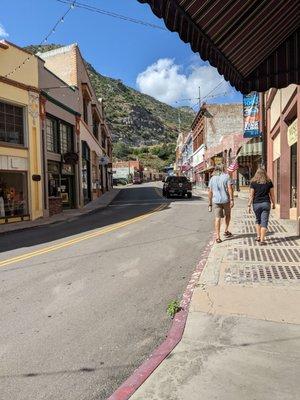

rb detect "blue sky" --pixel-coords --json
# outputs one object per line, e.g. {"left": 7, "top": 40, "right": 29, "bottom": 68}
{"left": 0, "top": 0, "right": 242, "bottom": 108}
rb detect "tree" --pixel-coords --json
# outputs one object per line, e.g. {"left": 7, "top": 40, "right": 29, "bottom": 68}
{"left": 113, "top": 142, "right": 131, "bottom": 160}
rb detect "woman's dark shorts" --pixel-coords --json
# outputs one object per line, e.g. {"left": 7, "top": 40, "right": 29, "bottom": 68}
{"left": 253, "top": 202, "right": 271, "bottom": 228}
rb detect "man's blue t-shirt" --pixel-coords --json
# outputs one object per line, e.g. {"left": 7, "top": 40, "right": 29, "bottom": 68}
{"left": 208, "top": 173, "right": 231, "bottom": 204}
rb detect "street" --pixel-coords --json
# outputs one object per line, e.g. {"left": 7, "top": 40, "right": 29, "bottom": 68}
{"left": 0, "top": 183, "right": 212, "bottom": 400}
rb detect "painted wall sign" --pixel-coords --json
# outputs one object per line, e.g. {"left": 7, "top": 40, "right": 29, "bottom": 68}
{"left": 243, "top": 92, "right": 261, "bottom": 138}
{"left": 287, "top": 119, "right": 298, "bottom": 147}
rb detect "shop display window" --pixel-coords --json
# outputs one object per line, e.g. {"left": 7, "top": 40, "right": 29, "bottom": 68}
{"left": 0, "top": 101, "right": 24, "bottom": 145}
{"left": 60, "top": 123, "right": 73, "bottom": 154}
{"left": 0, "top": 172, "right": 28, "bottom": 218}
{"left": 273, "top": 158, "right": 281, "bottom": 204}
{"left": 46, "top": 116, "right": 73, "bottom": 155}
{"left": 46, "top": 118, "right": 59, "bottom": 153}
{"left": 290, "top": 143, "right": 297, "bottom": 208}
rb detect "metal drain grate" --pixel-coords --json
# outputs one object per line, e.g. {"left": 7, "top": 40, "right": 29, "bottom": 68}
{"left": 242, "top": 237, "right": 299, "bottom": 247}
{"left": 229, "top": 247, "right": 300, "bottom": 263}
{"left": 225, "top": 264, "right": 300, "bottom": 284}
{"left": 241, "top": 220, "right": 287, "bottom": 233}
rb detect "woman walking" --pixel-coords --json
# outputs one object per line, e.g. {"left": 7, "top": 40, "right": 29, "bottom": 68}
{"left": 248, "top": 168, "right": 275, "bottom": 245}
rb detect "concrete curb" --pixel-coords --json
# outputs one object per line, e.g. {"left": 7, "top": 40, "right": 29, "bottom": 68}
{"left": 107, "top": 235, "right": 215, "bottom": 400}
{"left": 0, "top": 189, "right": 121, "bottom": 236}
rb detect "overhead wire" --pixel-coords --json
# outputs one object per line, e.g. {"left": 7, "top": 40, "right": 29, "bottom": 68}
{"left": 55, "top": 0, "right": 167, "bottom": 31}
{"left": 4, "top": 1, "right": 77, "bottom": 78}
{"left": 201, "top": 80, "right": 226, "bottom": 101}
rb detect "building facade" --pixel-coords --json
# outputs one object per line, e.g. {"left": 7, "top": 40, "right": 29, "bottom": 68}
{"left": 0, "top": 41, "right": 43, "bottom": 223}
{"left": 38, "top": 44, "right": 112, "bottom": 207}
{"left": 38, "top": 59, "right": 81, "bottom": 216}
{"left": 191, "top": 103, "right": 244, "bottom": 187}
{"left": 264, "top": 85, "right": 299, "bottom": 223}
{"left": 113, "top": 160, "right": 143, "bottom": 183}
{"left": 180, "top": 131, "right": 193, "bottom": 181}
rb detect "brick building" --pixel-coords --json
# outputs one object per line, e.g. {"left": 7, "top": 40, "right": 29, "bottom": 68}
{"left": 263, "top": 84, "right": 299, "bottom": 224}
{"left": 38, "top": 44, "right": 112, "bottom": 206}
{"left": 191, "top": 103, "right": 244, "bottom": 187}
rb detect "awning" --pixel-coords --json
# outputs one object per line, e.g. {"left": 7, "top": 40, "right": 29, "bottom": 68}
{"left": 237, "top": 138, "right": 262, "bottom": 157}
{"left": 138, "top": 0, "right": 300, "bottom": 93}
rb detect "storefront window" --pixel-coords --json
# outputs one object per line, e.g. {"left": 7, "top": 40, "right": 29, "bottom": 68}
{"left": 0, "top": 172, "right": 28, "bottom": 218}
{"left": 291, "top": 143, "right": 297, "bottom": 208}
{"left": 46, "top": 117, "right": 73, "bottom": 155}
{"left": 0, "top": 101, "right": 24, "bottom": 145}
{"left": 273, "top": 158, "right": 280, "bottom": 204}
{"left": 82, "top": 141, "right": 91, "bottom": 204}
{"left": 60, "top": 123, "right": 73, "bottom": 154}
{"left": 46, "top": 118, "right": 59, "bottom": 153}
{"left": 48, "top": 161, "right": 60, "bottom": 197}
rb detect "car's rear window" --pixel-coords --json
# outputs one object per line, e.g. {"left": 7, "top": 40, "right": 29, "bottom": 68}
{"left": 167, "top": 177, "right": 188, "bottom": 183}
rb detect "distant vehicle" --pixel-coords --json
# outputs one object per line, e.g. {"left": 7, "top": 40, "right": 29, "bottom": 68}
{"left": 133, "top": 176, "right": 142, "bottom": 184}
{"left": 113, "top": 178, "right": 128, "bottom": 186}
{"left": 163, "top": 176, "right": 192, "bottom": 198}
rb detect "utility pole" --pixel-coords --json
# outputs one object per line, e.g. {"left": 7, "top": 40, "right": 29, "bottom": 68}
{"left": 198, "top": 86, "right": 201, "bottom": 110}
{"left": 178, "top": 109, "right": 181, "bottom": 134}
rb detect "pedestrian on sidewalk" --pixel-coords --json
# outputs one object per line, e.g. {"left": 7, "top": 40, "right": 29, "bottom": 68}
{"left": 208, "top": 164, "right": 234, "bottom": 243}
{"left": 248, "top": 168, "right": 275, "bottom": 245}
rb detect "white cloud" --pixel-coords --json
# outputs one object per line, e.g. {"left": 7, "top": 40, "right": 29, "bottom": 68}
{"left": 0, "top": 23, "right": 9, "bottom": 38}
{"left": 136, "top": 58, "right": 233, "bottom": 106}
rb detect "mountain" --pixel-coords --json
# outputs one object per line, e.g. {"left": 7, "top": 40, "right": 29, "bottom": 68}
{"left": 25, "top": 44, "right": 195, "bottom": 146}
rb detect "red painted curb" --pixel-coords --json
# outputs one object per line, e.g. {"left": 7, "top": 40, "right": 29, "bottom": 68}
{"left": 107, "top": 235, "right": 215, "bottom": 400}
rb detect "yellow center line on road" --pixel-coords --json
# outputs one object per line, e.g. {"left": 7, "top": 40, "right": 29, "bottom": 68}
{"left": 0, "top": 204, "right": 166, "bottom": 268}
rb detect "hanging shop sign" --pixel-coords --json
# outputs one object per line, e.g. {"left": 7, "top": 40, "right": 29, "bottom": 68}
{"left": 243, "top": 92, "right": 261, "bottom": 138}
{"left": 287, "top": 119, "right": 298, "bottom": 147}
{"left": 63, "top": 152, "right": 79, "bottom": 164}
{"left": 99, "top": 155, "right": 110, "bottom": 166}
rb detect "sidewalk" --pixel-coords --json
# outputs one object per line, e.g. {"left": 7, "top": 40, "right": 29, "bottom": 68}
{"left": 131, "top": 199, "right": 300, "bottom": 400}
{"left": 0, "top": 188, "right": 121, "bottom": 235}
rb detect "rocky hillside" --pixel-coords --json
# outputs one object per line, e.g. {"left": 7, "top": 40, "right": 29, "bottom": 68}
{"left": 25, "top": 44, "right": 195, "bottom": 146}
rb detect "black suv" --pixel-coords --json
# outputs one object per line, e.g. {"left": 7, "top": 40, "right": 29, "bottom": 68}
{"left": 162, "top": 176, "right": 192, "bottom": 198}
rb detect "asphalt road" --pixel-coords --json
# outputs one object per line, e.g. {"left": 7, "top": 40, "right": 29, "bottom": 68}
{"left": 0, "top": 183, "right": 213, "bottom": 400}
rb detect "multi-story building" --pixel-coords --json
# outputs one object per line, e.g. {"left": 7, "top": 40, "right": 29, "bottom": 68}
{"left": 113, "top": 160, "right": 143, "bottom": 183}
{"left": 181, "top": 131, "right": 193, "bottom": 181}
{"left": 38, "top": 44, "right": 112, "bottom": 207}
{"left": 38, "top": 57, "right": 81, "bottom": 216}
{"left": 174, "top": 131, "right": 185, "bottom": 175}
{"left": 0, "top": 41, "right": 43, "bottom": 224}
{"left": 191, "top": 103, "right": 245, "bottom": 187}
{"left": 263, "top": 85, "right": 299, "bottom": 223}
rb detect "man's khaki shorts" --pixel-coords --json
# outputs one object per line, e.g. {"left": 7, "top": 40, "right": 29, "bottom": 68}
{"left": 214, "top": 202, "right": 231, "bottom": 218}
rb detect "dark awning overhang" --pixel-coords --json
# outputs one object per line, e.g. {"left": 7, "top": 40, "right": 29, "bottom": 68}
{"left": 138, "top": 0, "right": 300, "bottom": 93}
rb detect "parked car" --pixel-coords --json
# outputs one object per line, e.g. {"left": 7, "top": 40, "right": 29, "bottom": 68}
{"left": 113, "top": 178, "right": 128, "bottom": 186}
{"left": 133, "top": 176, "right": 142, "bottom": 184}
{"left": 163, "top": 176, "right": 192, "bottom": 198}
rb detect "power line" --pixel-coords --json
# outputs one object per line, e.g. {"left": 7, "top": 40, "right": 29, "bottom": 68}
{"left": 202, "top": 80, "right": 226, "bottom": 101}
{"left": 55, "top": 0, "right": 167, "bottom": 31}
{"left": 4, "top": 1, "right": 77, "bottom": 78}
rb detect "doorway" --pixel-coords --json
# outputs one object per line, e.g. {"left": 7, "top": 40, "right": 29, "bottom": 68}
{"left": 60, "top": 176, "right": 74, "bottom": 208}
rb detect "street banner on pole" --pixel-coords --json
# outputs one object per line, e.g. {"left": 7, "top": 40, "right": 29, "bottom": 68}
{"left": 243, "top": 92, "right": 261, "bottom": 138}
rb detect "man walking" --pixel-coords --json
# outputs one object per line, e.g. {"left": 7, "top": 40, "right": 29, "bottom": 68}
{"left": 208, "top": 164, "right": 234, "bottom": 243}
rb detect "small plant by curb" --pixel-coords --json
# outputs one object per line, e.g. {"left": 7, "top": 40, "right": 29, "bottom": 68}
{"left": 167, "top": 300, "right": 181, "bottom": 318}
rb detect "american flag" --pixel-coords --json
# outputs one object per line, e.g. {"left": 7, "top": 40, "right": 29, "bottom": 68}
{"left": 227, "top": 160, "right": 239, "bottom": 173}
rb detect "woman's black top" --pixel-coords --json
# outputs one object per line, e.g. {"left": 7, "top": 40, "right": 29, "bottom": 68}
{"left": 250, "top": 181, "right": 273, "bottom": 203}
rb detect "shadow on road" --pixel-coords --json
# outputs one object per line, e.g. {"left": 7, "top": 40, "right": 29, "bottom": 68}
{"left": 0, "top": 185, "right": 203, "bottom": 254}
